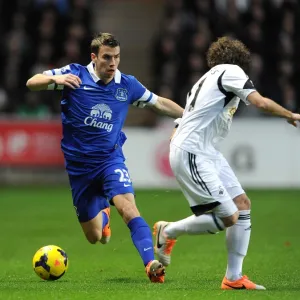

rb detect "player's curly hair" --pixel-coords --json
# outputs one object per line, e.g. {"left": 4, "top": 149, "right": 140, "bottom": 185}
{"left": 207, "top": 37, "right": 251, "bottom": 72}
{"left": 91, "top": 32, "right": 120, "bottom": 54}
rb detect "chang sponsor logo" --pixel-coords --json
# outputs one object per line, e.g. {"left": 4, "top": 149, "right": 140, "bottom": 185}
{"left": 84, "top": 104, "right": 114, "bottom": 132}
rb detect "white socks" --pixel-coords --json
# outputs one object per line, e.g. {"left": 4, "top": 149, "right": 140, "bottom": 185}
{"left": 164, "top": 213, "right": 225, "bottom": 238}
{"left": 225, "top": 210, "right": 251, "bottom": 281}
{"left": 163, "top": 209, "right": 251, "bottom": 282}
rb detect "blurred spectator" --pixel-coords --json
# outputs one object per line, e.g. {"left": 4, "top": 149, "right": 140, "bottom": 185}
{"left": 1, "top": 0, "right": 299, "bottom": 121}
{"left": 0, "top": 0, "right": 92, "bottom": 116}
{"left": 16, "top": 92, "right": 51, "bottom": 119}
{"left": 281, "top": 81, "right": 297, "bottom": 112}
{"left": 153, "top": 0, "right": 300, "bottom": 116}
{"left": 0, "top": 87, "right": 8, "bottom": 111}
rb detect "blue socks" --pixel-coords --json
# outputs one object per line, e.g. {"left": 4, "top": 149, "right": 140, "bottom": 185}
{"left": 127, "top": 217, "right": 154, "bottom": 266}
{"left": 102, "top": 210, "right": 108, "bottom": 228}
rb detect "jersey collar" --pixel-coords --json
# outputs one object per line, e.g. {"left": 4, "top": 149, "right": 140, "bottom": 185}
{"left": 87, "top": 62, "right": 121, "bottom": 84}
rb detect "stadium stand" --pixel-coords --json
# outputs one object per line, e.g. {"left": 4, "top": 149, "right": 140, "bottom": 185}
{"left": 152, "top": 0, "right": 299, "bottom": 117}
{"left": 0, "top": 0, "right": 92, "bottom": 116}
{"left": 0, "top": 0, "right": 298, "bottom": 120}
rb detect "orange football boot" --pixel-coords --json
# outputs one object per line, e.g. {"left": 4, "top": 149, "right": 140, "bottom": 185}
{"left": 221, "top": 275, "right": 266, "bottom": 290}
{"left": 145, "top": 260, "right": 166, "bottom": 283}
{"left": 153, "top": 221, "right": 177, "bottom": 266}
{"left": 100, "top": 207, "right": 111, "bottom": 244}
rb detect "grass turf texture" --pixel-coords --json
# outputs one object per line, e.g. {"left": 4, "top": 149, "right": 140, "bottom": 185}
{"left": 0, "top": 187, "right": 299, "bottom": 300}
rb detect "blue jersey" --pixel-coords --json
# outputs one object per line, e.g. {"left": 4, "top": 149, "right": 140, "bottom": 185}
{"left": 44, "top": 62, "right": 158, "bottom": 163}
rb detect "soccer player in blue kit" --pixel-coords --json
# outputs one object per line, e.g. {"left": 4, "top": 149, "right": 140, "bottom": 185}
{"left": 26, "top": 33, "right": 184, "bottom": 283}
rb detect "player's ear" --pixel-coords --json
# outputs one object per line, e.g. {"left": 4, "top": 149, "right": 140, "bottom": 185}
{"left": 91, "top": 52, "right": 97, "bottom": 61}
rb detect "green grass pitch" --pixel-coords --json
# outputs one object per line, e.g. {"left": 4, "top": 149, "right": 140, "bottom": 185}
{"left": 0, "top": 186, "right": 299, "bottom": 300}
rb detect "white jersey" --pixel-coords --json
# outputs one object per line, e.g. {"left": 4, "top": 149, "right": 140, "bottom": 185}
{"left": 171, "top": 64, "right": 256, "bottom": 157}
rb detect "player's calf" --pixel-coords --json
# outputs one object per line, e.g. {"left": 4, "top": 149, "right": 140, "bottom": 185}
{"left": 152, "top": 208, "right": 238, "bottom": 267}
{"left": 113, "top": 193, "right": 156, "bottom": 273}
{"left": 80, "top": 209, "right": 110, "bottom": 244}
{"left": 113, "top": 193, "right": 140, "bottom": 223}
{"left": 84, "top": 228, "right": 103, "bottom": 244}
{"left": 225, "top": 194, "right": 252, "bottom": 283}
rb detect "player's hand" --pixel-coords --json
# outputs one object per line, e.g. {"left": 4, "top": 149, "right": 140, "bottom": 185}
{"left": 53, "top": 74, "right": 82, "bottom": 89}
{"left": 287, "top": 113, "right": 300, "bottom": 127}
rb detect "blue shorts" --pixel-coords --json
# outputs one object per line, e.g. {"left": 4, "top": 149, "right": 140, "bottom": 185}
{"left": 66, "top": 157, "right": 134, "bottom": 222}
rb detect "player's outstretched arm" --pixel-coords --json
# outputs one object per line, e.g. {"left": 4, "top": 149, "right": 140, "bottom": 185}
{"left": 26, "top": 74, "right": 82, "bottom": 91}
{"left": 247, "top": 91, "right": 300, "bottom": 127}
{"left": 151, "top": 97, "right": 184, "bottom": 119}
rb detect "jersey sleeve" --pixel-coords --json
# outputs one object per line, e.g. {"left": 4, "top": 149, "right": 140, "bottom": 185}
{"left": 129, "top": 76, "right": 158, "bottom": 108}
{"left": 42, "top": 64, "right": 80, "bottom": 90}
{"left": 221, "top": 65, "right": 256, "bottom": 105}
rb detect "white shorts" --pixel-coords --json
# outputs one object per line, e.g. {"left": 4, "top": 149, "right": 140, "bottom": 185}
{"left": 170, "top": 145, "right": 244, "bottom": 218}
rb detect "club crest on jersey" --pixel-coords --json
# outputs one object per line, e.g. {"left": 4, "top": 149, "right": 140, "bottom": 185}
{"left": 115, "top": 88, "right": 128, "bottom": 101}
{"left": 84, "top": 103, "right": 114, "bottom": 132}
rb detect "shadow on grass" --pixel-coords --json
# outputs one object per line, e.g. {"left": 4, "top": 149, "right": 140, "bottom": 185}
{"left": 106, "top": 277, "right": 147, "bottom": 284}
{"left": 265, "top": 287, "right": 300, "bottom": 291}
{"left": 106, "top": 277, "right": 177, "bottom": 284}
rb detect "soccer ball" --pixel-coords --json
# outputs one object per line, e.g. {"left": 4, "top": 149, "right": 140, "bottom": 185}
{"left": 32, "top": 245, "right": 69, "bottom": 280}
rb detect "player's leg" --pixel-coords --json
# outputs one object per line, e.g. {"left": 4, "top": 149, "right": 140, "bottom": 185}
{"left": 112, "top": 193, "right": 165, "bottom": 282}
{"left": 154, "top": 146, "right": 239, "bottom": 266}
{"left": 113, "top": 192, "right": 154, "bottom": 265}
{"left": 68, "top": 173, "right": 110, "bottom": 244}
{"left": 103, "top": 162, "right": 165, "bottom": 283}
{"left": 80, "top": 203, "right": 111, "bottom": 244}
{"left": 219, "top": 156, "right": 265, "bottom": 290}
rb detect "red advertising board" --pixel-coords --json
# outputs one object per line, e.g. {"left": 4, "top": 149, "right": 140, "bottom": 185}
{"left": 0, "top": 120, "right": 64, "bottom": 166}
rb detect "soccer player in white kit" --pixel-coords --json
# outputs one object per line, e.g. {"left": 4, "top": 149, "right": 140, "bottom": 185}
{"left": 153, "top": 37, "right": 300, "bottom": 290}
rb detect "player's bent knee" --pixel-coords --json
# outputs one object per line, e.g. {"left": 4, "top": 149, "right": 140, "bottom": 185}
{"left": 84, "top": 229, "right": 102, "bottom": 244}
{"left": 221, "top": 211, "right": 239, "bottom": 227}
{"left": 233, "top": 193, "right": 251, "bottom": 210}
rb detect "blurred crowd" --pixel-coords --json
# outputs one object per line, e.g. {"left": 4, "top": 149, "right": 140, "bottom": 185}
{"left": 0, "top": 0, "right": 299, "bottom": 120}
{"left": 152, "top": 0, "right": 300, "bottom": 117}
{"left": 0, "top": 0, "right": 92, "bottom": 117}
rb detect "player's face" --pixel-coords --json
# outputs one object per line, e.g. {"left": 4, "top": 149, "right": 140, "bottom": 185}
{"left": 91, "top": 46, "right": 120, "bottom": 83}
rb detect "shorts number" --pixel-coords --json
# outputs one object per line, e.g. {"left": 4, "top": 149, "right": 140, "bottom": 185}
{"left": 114, "top": 169, "right": 131, "bottom": 183}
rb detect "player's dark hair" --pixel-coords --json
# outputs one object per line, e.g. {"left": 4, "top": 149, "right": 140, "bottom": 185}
{"left": 91, "top": 32, "right": 120, "bottom": 55}
{"left": 207, "top": 37, "right": 251, "bottom": 72}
